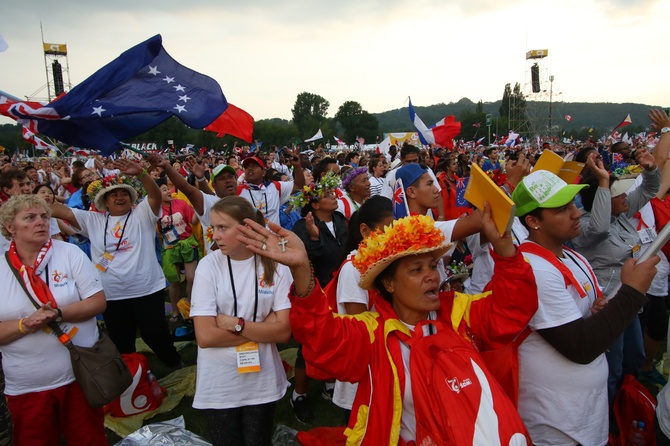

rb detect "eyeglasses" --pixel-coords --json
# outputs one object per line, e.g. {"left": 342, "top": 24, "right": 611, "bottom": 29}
{"left": 81, "top": 171, "right": 97, "bottom": 180}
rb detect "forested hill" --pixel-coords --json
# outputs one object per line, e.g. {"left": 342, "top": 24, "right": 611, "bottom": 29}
{"left": 374, "top": 97, "right": 668, "bottom": 133}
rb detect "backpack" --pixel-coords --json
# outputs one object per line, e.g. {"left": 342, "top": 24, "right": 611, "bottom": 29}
{"left": 611, "top": 375, "right": 657, "bottom": 446}
{"left": 408, "top": 320, "right": 531, "bottom": 445}
{"left": 104, "top": 353, "right": 166, "bottom": 417}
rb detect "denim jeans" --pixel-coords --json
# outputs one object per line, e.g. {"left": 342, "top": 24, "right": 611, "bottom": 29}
{"left": 605, "top": 317, "right": 646, "bottom": 405}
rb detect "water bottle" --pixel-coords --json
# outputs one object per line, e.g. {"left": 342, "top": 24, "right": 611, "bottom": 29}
{"left": 146, "top": 370, "right": 166, "bottom": 400}
{"left": 628, "top": 420, "right": 647, "bottom": 446}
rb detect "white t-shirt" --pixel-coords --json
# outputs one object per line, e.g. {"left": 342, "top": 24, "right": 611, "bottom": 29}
{"left": 71, "top": 199, "right": 165, "bottom": 300}
{"left": 465, "top": 218, "right": 528, "bottom": 294}
{"left": 518, "top": 247, "right": 609, "bottom": 446}
{"left": 333, "top": 254, "right": 370, "bottom": 410}
{"left": 190, "top": 252, "right": 292, "bottom": 409}
{"left": 369, "top": 174, "right": 385, "bottom": 197}
{"left": 336, "top": 194, "right": 363, "bottom": 220}
{"left": 0, "top": 241, "right": 103, "bottom": 395}
{"left": 194, "top": 191, "right": 223, "bottom": 255}
{"left": 237, "top": 181, "right": 294, "bottom": 226}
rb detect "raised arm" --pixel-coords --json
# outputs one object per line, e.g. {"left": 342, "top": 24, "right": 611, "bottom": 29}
{"left": 112, "top": 159, "right": 161, "bottom": 215}
{"left": 148, "top": 154, "right": 204, "bottom": 215}
{"left": 50, "top": 203, "right": 81, "bottom": 230}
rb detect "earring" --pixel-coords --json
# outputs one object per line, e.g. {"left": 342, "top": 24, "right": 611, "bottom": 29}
{"left": 534, "top": 227, "right": 539, "bottom": 230}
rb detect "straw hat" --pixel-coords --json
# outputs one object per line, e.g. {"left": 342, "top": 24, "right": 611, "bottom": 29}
{"left": 353, "top": 215, "right": 453, "bottom": 290}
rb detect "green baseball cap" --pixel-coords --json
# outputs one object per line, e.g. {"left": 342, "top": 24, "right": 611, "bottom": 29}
{"left": 211, "top": 164, "right": 237, "bottom": 182}
{"left": 512, "top": 170, "right": 588, "bottom": 216}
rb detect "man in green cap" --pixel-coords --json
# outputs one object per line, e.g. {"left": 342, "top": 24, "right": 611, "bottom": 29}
{"left": 510, "top": 168, "right": 659, "bottom": 445}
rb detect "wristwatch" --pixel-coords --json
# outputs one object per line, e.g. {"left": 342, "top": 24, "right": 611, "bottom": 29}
{"left": 55, "top": 308, "right": 63, "bottom": 323}
{"left": 233, "top": 317, "right": 245, "bottom": 335}
{"left": 661, "top": 127, "right": 670, "bottom": 135}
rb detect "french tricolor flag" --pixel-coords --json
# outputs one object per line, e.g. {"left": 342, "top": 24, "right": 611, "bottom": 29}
{"left": 408, "top": 98, "right": 461, "bottom": 149}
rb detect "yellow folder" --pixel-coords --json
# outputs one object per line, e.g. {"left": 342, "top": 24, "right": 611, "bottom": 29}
{"left": 464, "top": 163, "right": 516, "bottom": 235}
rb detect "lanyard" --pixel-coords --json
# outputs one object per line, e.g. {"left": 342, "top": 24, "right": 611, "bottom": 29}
{"left": 246, "top": 185, "right": 267, "bottom": 213}
{"left": 562, "top": 250, "right": 597, "bottom": 299}
{"left": 103, "top": 211, "right": 132, "bottom": 253}
{"left": 226, "top": 255, "right": 259, "bottom": 322}
{"left": 346, "top": 193, "right": 361, "bottom": 211}
{"left": 160, "top": 201, "right": 174, "bottom": 230}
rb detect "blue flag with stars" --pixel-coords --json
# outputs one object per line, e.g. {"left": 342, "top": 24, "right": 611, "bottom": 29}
{"left": 5, "top": 34, "right": 227, "bottom": 155}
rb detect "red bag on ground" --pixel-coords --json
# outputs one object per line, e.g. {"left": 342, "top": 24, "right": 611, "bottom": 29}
{"left": 104, "top": 353, "right": 166, "bottom": 417}
{"left": 612, "top": 374, "right": 657, "bottom": 446}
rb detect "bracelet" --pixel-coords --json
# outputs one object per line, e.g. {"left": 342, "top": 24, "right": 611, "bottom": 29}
{"left": 504, "top": 181, "right": 516, "bottom": 193}
{"left": 137, "top": 169, "right": 147, "bottom": 178}
{"left": 295, "top": 276, "right": 316, "bottom": 298}
{"left": 18, "top": 318, "right": 28, "bottom": 335}
{"left": 196, "top": 176, "right": 208, "bottom": 183}
{"left": 294, "top": 262, "right": 316, "bottom": 298}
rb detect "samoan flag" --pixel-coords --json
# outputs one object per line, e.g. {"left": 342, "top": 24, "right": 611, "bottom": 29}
{"left": 392, "top": 178, "right": 410, "bottom": 219}
{"left": 0, "top": 35, "right": 228, "bottom": 155}
{"left": 455, "top": 176, "right": 469, "bottom": 207}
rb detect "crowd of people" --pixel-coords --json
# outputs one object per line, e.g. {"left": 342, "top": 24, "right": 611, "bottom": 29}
{"left": 0, "top": 109, "right": 669, "bottom": 445}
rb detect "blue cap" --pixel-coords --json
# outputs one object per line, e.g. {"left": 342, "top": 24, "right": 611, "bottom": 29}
{"left": 397, "top": 164, "right": 428, "bottom": 188}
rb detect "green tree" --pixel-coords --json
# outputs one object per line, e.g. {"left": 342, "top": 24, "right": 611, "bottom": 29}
{"left": 291, "top": 92, "right": 330, "bottom": 138}
{"left": 334, "top": 101, "right": 380, "bottom": 143}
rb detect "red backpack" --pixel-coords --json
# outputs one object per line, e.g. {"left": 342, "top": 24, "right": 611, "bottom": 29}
{"left": 408, "top": 320, "right": 531, "bottom": 445}
{"left": 104, "top": 353, "right": 166, "bottom": 417}
{"left": 611, "top": 375, "right": 657, "bottom": 446}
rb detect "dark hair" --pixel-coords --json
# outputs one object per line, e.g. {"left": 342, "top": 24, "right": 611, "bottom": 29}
{"left": 519, "top": 207, "right": 545, "bottom": 231}
{"left": 343, "top": 196, "right": 393, "bottom": 258}
{"left": 210, "top": 196, "right": 277, "bottom": 285}
{"left": 367, "top": 156, "right": 384, "bottom": 174}
{"left": 575, "top": 147, "right": 597, "bottom": 163}
{"left": 611, "top": 141, "right": 630, "bottom": 153}
{"left": 400, "top": 143, "right": 420, "bottom": 160}
{"left": 374, "top": 258, "right": 400, "bottom": 303}
{"left": 71, "top": 167, "right": 89, "bottom": 189}
{"left": 32, "top": 183, "right": 54, "bottom": 196}
{"left": 155, "top": 177, "right": 168, "bottom": 188}
{"left": 579, "top": 173, "right": 616, "bottom": 212}
{"left": 313, "top": 157, "right": 338, "bottom": 180}
{"left": 71, "top": 160, "right": 85, "bottom": 170}
{"left": 345, "top": 152, "right": 360, "bottom": 163}
{"left": 0, "top": 168, "right": 28, "bottom": 191}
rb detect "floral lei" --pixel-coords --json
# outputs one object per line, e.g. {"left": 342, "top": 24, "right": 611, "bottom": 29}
{"left": 85, "top": 174, "right": 146, "bottom": 203}
{"left": 288, "top": 172, "right": 341, "bottom": 210}
{"left": 352, "top": 214, "right": 446, "bottom": 274}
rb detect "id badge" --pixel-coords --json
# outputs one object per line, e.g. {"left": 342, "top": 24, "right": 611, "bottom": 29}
{"left": 163, "top": 227, "right": 179, "bottom": 245}
{"left": 236, "top": 341, "right": 261, "bottom": 374}
{"left": 96, "top": 252, "right": 115, "bottom": 272}
{"left": 638, "top": 227, "right": 657, "bottom": 245}
{"left": 631, "top": 244, "right": 641, "bottom": 259}
{"left": 43, "top": 322, "right": 78, "bottom": 339}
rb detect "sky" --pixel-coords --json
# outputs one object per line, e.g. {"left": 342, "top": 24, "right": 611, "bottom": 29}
{"left": 1, "top": 0, "right": 668, "bottom": 127}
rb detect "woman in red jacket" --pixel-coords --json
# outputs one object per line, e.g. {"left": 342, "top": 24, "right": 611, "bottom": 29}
{"left": 237, "top": 209, "right": 538, "bottom": 445}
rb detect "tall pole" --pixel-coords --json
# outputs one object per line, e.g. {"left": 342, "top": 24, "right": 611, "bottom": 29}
{"left": 549, "top": 75, "right": 554, "bottom": 139}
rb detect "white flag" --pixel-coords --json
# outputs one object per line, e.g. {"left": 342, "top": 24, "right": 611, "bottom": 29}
{"left": 0, "top": 34, "right": 8, "bottom": 53}
{"left": 304, "top": 129, "right": 323, "bottom": 142}
{"left": 377, "top": 136, "right": 391, "bottom": 154}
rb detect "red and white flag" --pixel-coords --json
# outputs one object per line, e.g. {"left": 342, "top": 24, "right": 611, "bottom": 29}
{"left": 22, "top": 126, "right": 57, "bottom": 151}
{"left": 565, "top": 115, "right": 572, "bottom": 122}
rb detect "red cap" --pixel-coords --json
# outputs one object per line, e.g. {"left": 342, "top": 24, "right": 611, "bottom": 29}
{"left": 241, "top": 156, "right": 265, "bottom": 169}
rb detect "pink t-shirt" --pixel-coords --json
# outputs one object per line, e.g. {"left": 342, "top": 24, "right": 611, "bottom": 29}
{"left": 159, "top": 198, "right": 195, "bottom": 240}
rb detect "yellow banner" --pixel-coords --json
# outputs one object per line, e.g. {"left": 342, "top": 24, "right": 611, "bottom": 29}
{"left": 384, "top": 132, "right": 421, "bottom": 147}
{"left": 43, "top": 43, "right": 67, "bottom": 55}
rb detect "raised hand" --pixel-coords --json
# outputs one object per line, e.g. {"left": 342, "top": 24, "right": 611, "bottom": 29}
{"left": 147, "top": 153, "right": 168, "bottom": 169}
{"left": 480, "top": 202, "right": 515, "bottom": 258}
{"left": 111, "top": 159, "right": 143, "bottom": 176}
